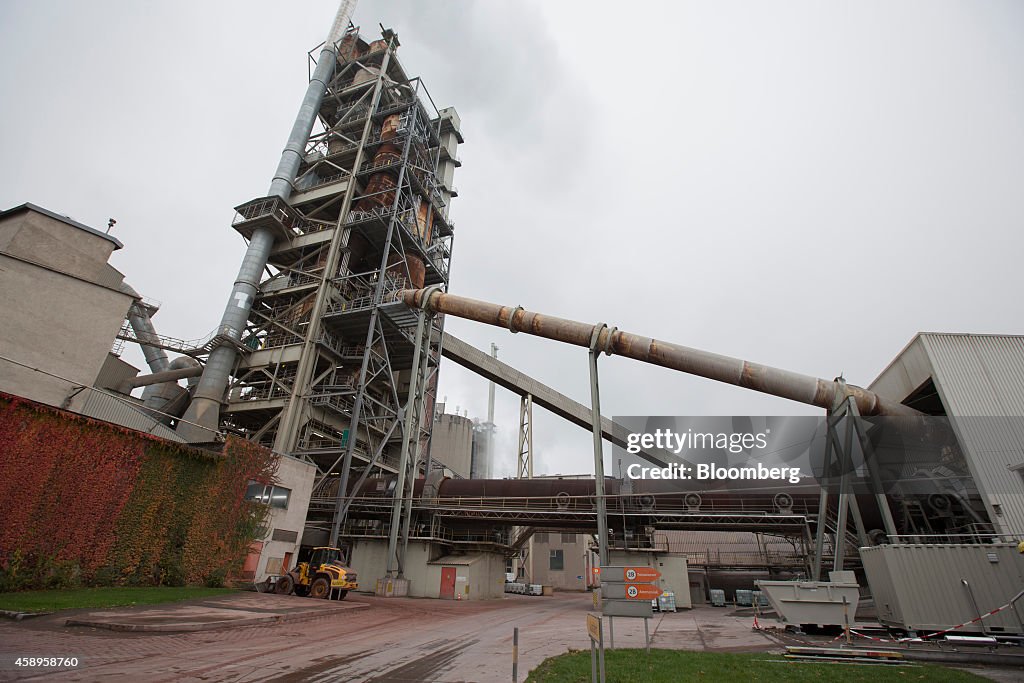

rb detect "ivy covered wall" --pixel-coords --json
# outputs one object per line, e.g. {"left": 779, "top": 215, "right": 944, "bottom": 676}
{"left": 0, "top": 393, "right": 277, "bottom": 591}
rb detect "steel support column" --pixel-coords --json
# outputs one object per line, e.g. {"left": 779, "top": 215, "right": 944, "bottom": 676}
{"left": 589, "top": 324, "right": 614, "bottom": 568}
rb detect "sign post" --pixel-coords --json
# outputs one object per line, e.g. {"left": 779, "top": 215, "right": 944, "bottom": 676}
{"left": 512, "top": 626, "right": 519, "bottom": 683}
{"left": 587, "top": 612, "right": 606, "bottom": 683}
{"left": 600, "top": 566, "right": 661, "bottom": 652}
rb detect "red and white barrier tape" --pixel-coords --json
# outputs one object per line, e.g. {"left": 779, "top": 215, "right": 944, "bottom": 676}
{"left": 758, "top": 592, "right": 1020, "bottom": 645}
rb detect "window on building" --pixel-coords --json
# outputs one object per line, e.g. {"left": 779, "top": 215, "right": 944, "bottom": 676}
{"left": 245, "top": 481, "right": 291, "bottom": 509}
{"left": 534, "top": 532, "right": 549, "bottom": 543}
{"left": 561, "top": 533, "right": 576, "bottom": 544}
{"left": 550, "top": 549, "right": 564, "bottom": 571}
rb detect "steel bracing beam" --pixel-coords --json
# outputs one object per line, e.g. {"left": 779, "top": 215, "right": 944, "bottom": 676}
{"left": 440, "top": 333, "right": 673, "bottom": 468}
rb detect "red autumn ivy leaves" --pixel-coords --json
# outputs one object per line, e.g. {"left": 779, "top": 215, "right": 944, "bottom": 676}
{"left": 0, "top": 393, "right": 276, "bottom": 589}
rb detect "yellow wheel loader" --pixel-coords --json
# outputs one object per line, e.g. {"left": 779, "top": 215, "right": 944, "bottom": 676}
{"left": 274, "top": 546, "right": 358, "bottom": 600}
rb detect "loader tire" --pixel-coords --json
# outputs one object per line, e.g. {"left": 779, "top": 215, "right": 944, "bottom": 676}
{"left": 274, "top": 574, "right": 294, "bottom": 595}
{"left": 311, "top": 577, "right": 331, "bottom": 599}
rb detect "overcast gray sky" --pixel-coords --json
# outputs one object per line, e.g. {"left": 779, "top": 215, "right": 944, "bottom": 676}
{"left": 2, "top": 1, "right": 1022, "bottom": 477}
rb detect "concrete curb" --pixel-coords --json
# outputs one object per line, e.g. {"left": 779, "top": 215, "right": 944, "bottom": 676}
{"left": 1, "top": 609, "right": 53, "bottom": 621}
{"left": 65, "top": 601, "right": 369, "bottom": 633}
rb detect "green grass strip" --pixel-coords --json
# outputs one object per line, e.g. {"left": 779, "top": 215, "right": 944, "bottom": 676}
{"left": 0, "top": 586, "right": 234, "bottom": 613}
{"left": 526, "top": 648, "right": 988, "bottom": 682}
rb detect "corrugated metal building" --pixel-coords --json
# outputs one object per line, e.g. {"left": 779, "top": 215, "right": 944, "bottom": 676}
{"left": 870, "top": 333, "right": 1024, "bottom": 535}
{"left": 861, "top": 543, "right": 1024, "bottom": 633}
{"left": 653, "top": 530, "right": 805, "bottom": 569}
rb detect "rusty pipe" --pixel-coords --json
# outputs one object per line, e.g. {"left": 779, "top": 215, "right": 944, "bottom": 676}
{"left": 398, "top": 289, "right": 920, "bottom": 417}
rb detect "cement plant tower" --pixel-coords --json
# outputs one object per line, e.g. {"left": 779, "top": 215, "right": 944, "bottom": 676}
{"left": 158, "top": 2, "right": 463, "bottom": 543}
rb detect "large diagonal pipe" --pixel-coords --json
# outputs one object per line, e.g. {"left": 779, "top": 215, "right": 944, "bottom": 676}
{"left": 178, "top": 1, "right": 358, "bottom": 441}
{"left": 398, "top": 289, "right": 920, "bottom": 417}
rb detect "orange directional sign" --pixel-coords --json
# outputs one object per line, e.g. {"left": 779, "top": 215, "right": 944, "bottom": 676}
{"left": 622, "top": 566, "right": 660, "bottom": 582}
{"left": 625, "top": 583, "right": 663, "bottom": 600}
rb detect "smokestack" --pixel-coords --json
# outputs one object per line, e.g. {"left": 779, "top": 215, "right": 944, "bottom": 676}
{"left": 487, "top": 343, "right": 497, "bottom": 424}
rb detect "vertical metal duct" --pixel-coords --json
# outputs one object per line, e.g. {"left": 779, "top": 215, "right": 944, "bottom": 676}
{"left": 120, "top": 283, "right": 170, "bottom": 374}
{"left": 128, "top": 307, "right": 170, "bottom": 374}
{"left": 178, "top": 0, "right": 358, "bottom": 442}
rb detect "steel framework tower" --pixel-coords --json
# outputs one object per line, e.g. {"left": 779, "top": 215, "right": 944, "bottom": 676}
{"left": 177, "top": 14, "right": 463, "bottom": 557}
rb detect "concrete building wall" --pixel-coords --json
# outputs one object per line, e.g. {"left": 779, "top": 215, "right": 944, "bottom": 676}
{"left": 0, "top": 205, "right": 133, "bottom": 413}
{"left": 427, "top": 553, "right": 505, "bottom": 600}
{"left": 0, "top": 207, "right": 121, "bottom": 285}
{"left": 431, "top": 408, "right": 474, "bottom": 479}
{"left": 529, "top": 532, "right": 590, "bottom": 591}
{"left": 348, "top": 539, "right": 505, "bottom": 599}
{"left": 0, "top": 204, "right": 187, "bottom": 440}
{"left": 0, "top": 254, "right": 133, "bottom": 411}
{"left": 251, "top": 453, "right": 316, "bottom": 581}
{"left": 348, "top": 538, "right": 393, "bottom": 590}
{"left": 348, "top": 539, "right": 446, "bottom": 598}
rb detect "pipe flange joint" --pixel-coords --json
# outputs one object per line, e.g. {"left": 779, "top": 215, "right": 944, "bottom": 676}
{"left": 508, "top": 306, "right": 524, "bottom": 333}
{"left": 589, "top": 323, "right": 607, "bottom": 352}
{"left": 603, "top": 326, "right": 617, "bottom": 356}
{"left": 419, "top": 284, "right": 444, "bottom": 313}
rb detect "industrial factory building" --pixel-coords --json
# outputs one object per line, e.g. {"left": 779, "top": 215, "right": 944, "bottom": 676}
{"left": 0, "top": 203, "right": 180, "bottom": 441}
{"left": 869, "top": 333, "right": 1024, "bottom": 535}
{"left": 6, "top": 183, "right": 1023, "bottom": 605}
{"left": 1, "top": 15, "right": 472, "bottom": 590}
{"left": 2, "top": 6, "right": 1024, "bottom": 646}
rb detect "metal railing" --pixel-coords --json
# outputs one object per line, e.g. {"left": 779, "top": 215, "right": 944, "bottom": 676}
{"left": 233, "top": 197, "right": 334, "bottom": 238}
{"left": 325, "top": 275, "right": 410, "bottom": 318}
{"left": 117, "top": 314, "right": 219, "bottom": 356}
{"left": 886, "top": 530, "right": 1014, "bottom": 545}
{"left": 340, "top": 492, "right": 815, "bottom": 518}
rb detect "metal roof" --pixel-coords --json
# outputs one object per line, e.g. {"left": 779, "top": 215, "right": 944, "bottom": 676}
{"left": 77, "top": 390, "right": 185, "bottom": 442}
{"left": 871, "top": 333, "right": 1024, "bottom": 534}
{"left": 920, "top": 333, "right": 1024, "bottom": 535}
{"left": 0, "top": 202, "right": 124, "bottom": 250}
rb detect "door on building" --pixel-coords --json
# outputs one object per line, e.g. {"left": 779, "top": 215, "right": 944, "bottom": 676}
{"left": 440, "top": 566, "right": 457, "bottom": 599}
{"left": 242, "top": 541, "right": 264, "bottom": 581}
{"left": 282, "top": 552, "right": 293, "bottom": 574}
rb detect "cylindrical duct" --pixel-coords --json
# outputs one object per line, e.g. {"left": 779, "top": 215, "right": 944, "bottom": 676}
{"left": 143, "top": 356, "right": 202, "bottom": 422}
{"left": 415, "top": 200, "right": 433, "bottom": 241}
{"left": 381, "top": 114, "right": 401, "bottom": 140}
{"left": 348, "top": 233, "right": 371, "bottom": 271}
{"left": 127, "top": 307, "right": 170, "bottom": 374}
{"left": 178, "top": 1, "right": 358, "bottom": 442}
{"left": 399, "top": 289, "right": 922, "bottom": 418}
{"left": 387, "top": 253, "right": 425, "bottom": 288}
{"left": 374, "top": 143, "right": 402, "bottom": 165}
{"left": 360, "top": 173, "right": 397, "bottom": 207}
